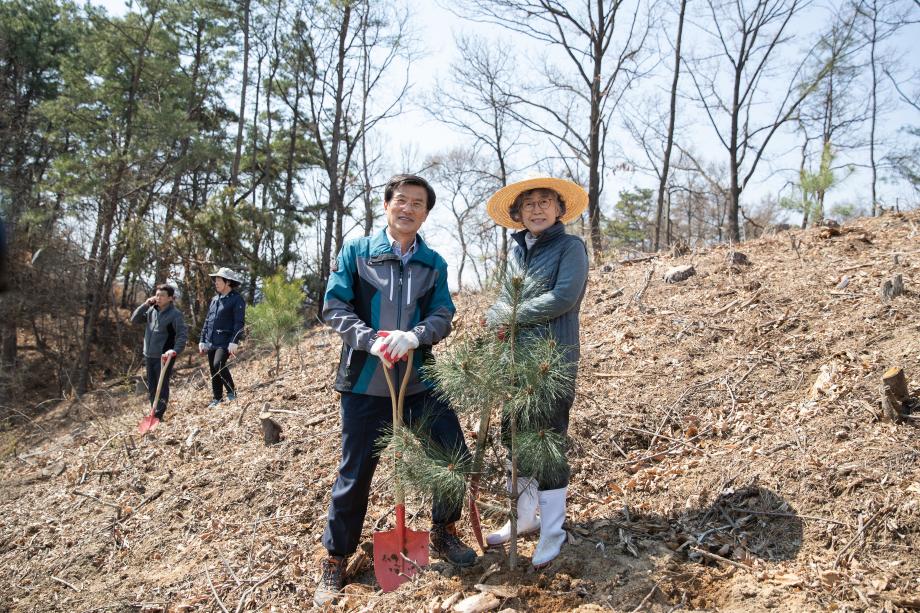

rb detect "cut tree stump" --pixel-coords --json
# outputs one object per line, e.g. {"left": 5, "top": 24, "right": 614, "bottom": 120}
{"left": 880, "top": 274, "right": 904, "bottom": 301}
{"left": 671, "top": 240, "right": 690, "bottom": 258}
{"left": 880, "top": 367, "right": 909, "bottom": 422}
{"left": 259, "top": 412, "right": 282, "bottom": 445}
{"left": 727, "top": 251, "right": 750, "bottom": 266}
{"left": 664, "top": 265, "right": 695, "bottom": 284}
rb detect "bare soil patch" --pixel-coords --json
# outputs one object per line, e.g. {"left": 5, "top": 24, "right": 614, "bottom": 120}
{"left": 2, "top": 211, "right": 918, "bottom": 612}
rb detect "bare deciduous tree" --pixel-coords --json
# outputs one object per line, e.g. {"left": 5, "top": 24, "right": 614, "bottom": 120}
{"left": 428, "top": 34, "right": 523, "bottom": 274}
{"left": 687, "top": 0, "right": 828, "bottom": 243}
{"left": 287, "top": 0, "right": 410, "bottom": 306}
{"left": 655, "top": 0, "right": 686, "bottom": 251}
{"left": 427, "top": 148, "right": 499, "bottom": 289}
{"left": 855, "top": 0, "right": 911, "bottom": 215}
{"left": 455, "top": 0, "right": 654, "bottom": 254}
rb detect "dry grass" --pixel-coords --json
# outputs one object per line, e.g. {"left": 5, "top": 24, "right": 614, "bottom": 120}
{"left": 1, "top": 211, "right": 918, "bottom": 612}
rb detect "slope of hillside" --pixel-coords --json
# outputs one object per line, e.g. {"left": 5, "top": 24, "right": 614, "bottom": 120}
{"left": 2, "top": 211, "right": 918, "bottom": 612}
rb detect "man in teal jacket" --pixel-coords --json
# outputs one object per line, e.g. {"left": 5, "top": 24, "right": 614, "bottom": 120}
{"left": 314, "top": 174, "right": 476, "bottom": 606}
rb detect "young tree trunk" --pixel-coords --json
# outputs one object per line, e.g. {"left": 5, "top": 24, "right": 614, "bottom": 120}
{"left": 282, "top": 73, "right": 301, "bottom": 264}
{"left": 230, "top": 0, "right": 251, "bottom": 190}
{"left": 586, "top": 0, "right": 605, "bottom": 254}
{"left": 868, "top": 0, "right": 879, "bottom": 216}
{"left": 654, "top": 0, "right": 687, "bottom": 251}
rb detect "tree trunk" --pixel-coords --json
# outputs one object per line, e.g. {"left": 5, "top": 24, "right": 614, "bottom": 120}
{"left": 868, "top": 0, "right": 879, "bottom": 216}
{"left": 230, "top": 0, "right": 251, "bottom": 189}
{"left": 317, "top": 3, "right": 352, "bottom": 309}
{"left": 654, "top": 0, "right": 687, "bottom": 251}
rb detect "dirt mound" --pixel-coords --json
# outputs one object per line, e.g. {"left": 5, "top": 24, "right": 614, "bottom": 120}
{"left": 2, "top": 211, "right": 918, "bottom": 612}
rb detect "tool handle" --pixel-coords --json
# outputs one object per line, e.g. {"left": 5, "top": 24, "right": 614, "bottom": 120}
{"left": 150, "top": 353, "right": 173, "bottom": 415}
{"left": 384, "top": 350, "right": 414, "bottom": 507}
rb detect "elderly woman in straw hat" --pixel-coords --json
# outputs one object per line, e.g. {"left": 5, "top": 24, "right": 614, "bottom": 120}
{"left": 199, "top": 267, "right": 247, "bottom": 407}
{"left": 484, "top": 177, "right": 589, "bottom": 568}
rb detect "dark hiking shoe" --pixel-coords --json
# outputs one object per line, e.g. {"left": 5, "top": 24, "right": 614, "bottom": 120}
{"left": 227, "top": 391, "right": 237, "bottom": 401}
{"left": 313, "top": 555, "right": 347, "bottom": 607}
{"left": 431, "top": 523, "right": 477, "bottom": 567}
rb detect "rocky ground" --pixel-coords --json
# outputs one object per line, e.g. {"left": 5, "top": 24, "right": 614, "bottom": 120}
{"left": 1, "top": 210, "right": 918, "bottom": 612}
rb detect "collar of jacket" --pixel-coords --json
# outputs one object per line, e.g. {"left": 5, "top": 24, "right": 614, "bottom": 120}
{"left": 369, "top": 227, "right": 439, "bottom": 267}
{"left": 511, "top": 221, "right": 565, "bottom": 252}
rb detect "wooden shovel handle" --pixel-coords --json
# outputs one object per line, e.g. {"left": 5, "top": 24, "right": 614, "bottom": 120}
{"left": 382, "top": 350, "right": 414, "bottom": 507}
{"left": 150, "top": 353, "right": 173, "bottom": 415}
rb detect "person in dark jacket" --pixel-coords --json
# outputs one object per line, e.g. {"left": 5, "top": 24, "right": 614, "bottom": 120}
{"left": 484, "top": 177, "right": 589, "bottom": 568}
{"left": 130, "top": 284, "right": 189, "bottom": 420}
{"left": 313, "top": 174, "right": 477, "bottom": 607}
{"left": 198, "top": 267, "right": 246, "bottom": 407}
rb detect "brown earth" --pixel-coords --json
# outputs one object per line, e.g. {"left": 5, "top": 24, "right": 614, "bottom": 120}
{"left": 1, "top": 211, "right": 919, "bottom": 612}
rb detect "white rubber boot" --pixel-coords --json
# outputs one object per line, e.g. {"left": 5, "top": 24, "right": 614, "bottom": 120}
{"left": 486, "top": 476, "right": 540, "bottom": 546}
{"left": 532, "top": 487, "right": 567, "bottom": 567}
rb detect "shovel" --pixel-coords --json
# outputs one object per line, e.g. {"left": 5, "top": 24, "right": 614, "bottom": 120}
{"left": 137, "top": 353, "right": 173, "bottom": 435}
{"left": 373, "top": 349, "right": 429, "bottom": 592}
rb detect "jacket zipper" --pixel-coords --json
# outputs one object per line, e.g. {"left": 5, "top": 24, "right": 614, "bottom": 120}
{"left": 395, "top": 260, "right": 405, "bottom": 385}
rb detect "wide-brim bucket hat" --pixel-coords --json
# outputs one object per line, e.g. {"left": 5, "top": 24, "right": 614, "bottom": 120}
{"left": 486, "top": 177, "right": 588, "bottom": 230}
{"left": 208, "top": 267, "right": 243, "bottom": 284}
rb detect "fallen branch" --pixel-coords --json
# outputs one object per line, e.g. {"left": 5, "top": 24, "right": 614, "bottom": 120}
{"left": 73, "top": 490, "right": 121, "bottom": 515}
{"left": 205, "top": 567, "right": 230, "bottom": 613}
{"left": 234, "top": 561, "right": 286, "bottom": 613}
{"left": 690, "top": 546, "right": 748, "bottom": 569}
{"left": 725, "top": 506, "right": 852, "bottom": 528}
{"left": 137, "top": 489, "right": 163, "bottom": 509}
{"left": 834, "top": 506, "right": 889, "bottom": 567}
{"left": 630, "top": 583, "right": 659, "bottom": 612}
{"left": 51, "top": 576, "right": 81, "bottom": 592}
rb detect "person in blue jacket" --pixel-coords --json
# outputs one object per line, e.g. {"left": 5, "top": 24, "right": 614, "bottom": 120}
{"left": 313, "top": 174, "right": 477, "bottom": 607}
{"left": 483, "top": 177, "right": 589, "bottom": 569}
{"left": 198, "top": 267, "right": 246, "bottom": 407}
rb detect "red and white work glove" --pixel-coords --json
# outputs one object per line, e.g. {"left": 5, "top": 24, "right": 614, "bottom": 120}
{"left": 228, "top": 342, "right": 239, "bottom": 356}
{"left": 381, "top": 330, "right": 419, "bottom": 361}
{"left": 161, "top": 349, "right": 177, "bottom": 364}
{"left": 370, "top": 330, "right": 420, "bottom": 368}
{"left": 370, "top": 333, "right": 395, "bottom": 369}
{"left": 198, "top": 343, "right": 208, "bottom": 354}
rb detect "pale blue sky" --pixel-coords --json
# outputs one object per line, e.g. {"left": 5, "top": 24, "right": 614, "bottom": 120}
{"left": 92, "top": 0, "right": 919, "bottom": 288}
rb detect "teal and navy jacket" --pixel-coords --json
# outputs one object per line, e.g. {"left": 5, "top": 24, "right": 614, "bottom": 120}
{"left": 323, "top": 228, "right": 455, "bottom": 397}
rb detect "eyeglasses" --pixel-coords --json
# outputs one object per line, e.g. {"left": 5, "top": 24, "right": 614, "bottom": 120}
{"left": 390, "top": 198, "right": 426, "bottom": 212}
{"left": 521, "top": 198, "right": 557, "bottom": 213}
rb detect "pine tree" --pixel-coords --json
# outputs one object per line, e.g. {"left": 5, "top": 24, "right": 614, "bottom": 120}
{"left": 386, "top": 274, "right": 572, "bottom": 570}
{"left": 247, "top": 273, "right": 304, "bottom": 373}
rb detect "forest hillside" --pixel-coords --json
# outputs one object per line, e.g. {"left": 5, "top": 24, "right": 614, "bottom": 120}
{"left": 1, "top": 211, "right": 918, "bottom": 612}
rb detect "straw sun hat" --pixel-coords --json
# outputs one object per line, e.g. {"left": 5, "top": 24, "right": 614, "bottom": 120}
{"left": 486, "top": 177, "right": 588, "bottom": 230}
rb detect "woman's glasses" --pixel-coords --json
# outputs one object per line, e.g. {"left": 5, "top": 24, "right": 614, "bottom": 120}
{"left": 521, "top": 198, "right": 557, "bottom": 212}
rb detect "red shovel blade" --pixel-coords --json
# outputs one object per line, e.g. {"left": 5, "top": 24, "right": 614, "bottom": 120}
{"left": 137, "top": 414, "right": 159, "bottom": 435}
{"left": 373, "top": 505, "right": 429, "bottom": 592}
{"left": 468, "top": 483, "right": 487, "bottom": 552}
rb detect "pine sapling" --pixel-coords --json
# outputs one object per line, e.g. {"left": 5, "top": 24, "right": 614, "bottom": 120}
{"left": 424, "top": 274, "right": 572, "bottom": 570}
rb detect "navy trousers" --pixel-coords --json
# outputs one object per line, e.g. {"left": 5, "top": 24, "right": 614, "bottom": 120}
{"left": 322, "top": 388, "right": 470, "bottom": 558}
{"left": 145, "top": 357, "right": 174, "bottom": 419}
